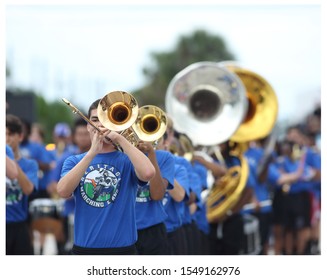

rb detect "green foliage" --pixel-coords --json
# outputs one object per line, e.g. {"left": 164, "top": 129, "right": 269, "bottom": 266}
{"left": 7, "top": 28, "right": 235, "bottom": 143}
{"left": 133, "top": 29, "right": 236, "bottom": 108}
{"left": 35, "top": 95, "right": 74, "bottom": 143}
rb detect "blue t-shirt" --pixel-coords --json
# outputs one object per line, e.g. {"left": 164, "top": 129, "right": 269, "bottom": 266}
{"left": 193, "top": 201, "right": 210, "bottom": 234}
{"left": 61, "top": 151, "right": 145, "bottom": 248}
{"left": 172, "top": 156, "right": 191, "bottom": 227}
{"left": 163, "top": 163, "right": 188, "bottom": 232}
{"left": 6, "top": 157, "right": 39, "bottom": 223}
{"left": 245, "top": 147, "right": 272, "bottom": 213}
{"left": 192, "top": 161, "right": 208, "bottom": 189}
{"left": 273, "top": 156, "right": 313, "bottom": 193}
{"left": 50, "top": 150, "right": 78, "bottom": 217}
{"left": 305, "top": 147, "right": 321, "bottom": 199}
{"left": 20, "top": 141, "right": 54, "bottom": 191}
{"left": 135, "top": 150, "right": 174, "bottom": 230}
{"left": 191, "top": 160, "right": 210, "bottom": 233}
{"left": 6, "top": 145, "right": 15, "bottom": 159}
{"left": 173, "top": 156, "right": 195, "bottom": 225}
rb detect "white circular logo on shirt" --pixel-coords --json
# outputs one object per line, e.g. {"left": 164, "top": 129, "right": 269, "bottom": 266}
{"left": 80, "top": 164, "right": 121, "bottom": 208}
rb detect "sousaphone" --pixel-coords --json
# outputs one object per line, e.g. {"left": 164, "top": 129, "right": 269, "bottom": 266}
{"left": 165, "top": 61, "right": 278, "bottom": 223}
{"left": 208, "top": 61, "right": 278, "bottom": 222}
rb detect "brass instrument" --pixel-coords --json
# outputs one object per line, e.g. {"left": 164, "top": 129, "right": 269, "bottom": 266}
{"left": 165, "top": 61, "right": 248, "bottom": 146}
{"left": 98, "top": 91, "right": 167, "bottom": 146}
{"left": 207, "top": 62, "right": 278, "bottom": 222}
{"left": 62, "top": 97, "right": 122, "bottom": 151}
{"left": 97, "top": 91, "right": 139, "bottom": 145}
{"left": 219, "top": 61, "right": 278, "bottom": 143}
{"left": 132, "top": 105, "right": 168, "bottom": 146}
{"left": 165, "top": 61, "right": 278, "bottom": 223}
{"left": 63, "top": 91, "right": 167, "bottom": 148}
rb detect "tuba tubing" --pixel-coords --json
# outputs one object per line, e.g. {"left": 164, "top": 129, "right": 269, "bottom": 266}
{"left": 165, "top": 61, "right": 278, "bottom": 223}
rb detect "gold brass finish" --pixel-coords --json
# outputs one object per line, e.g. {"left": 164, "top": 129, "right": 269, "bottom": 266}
{"left": 219, "top": 62, "right": 279, "bottom": 143}
{"left": 206, "top": 153, "right": 249, "bottom": 222}
{"left": 97, "top": 91, "right": 139, "bottom": 132}
{"left": 97, "top": 92, "right": 167, "bottom": 146}
{"left": 63, "top": 91, "right": 167, "bottom": 149}
{"left": 132, "top": 105, "right": 168, "bottom": 144}
{"left": 165, "top": 61, "right": 278, "bottom": 223}
{"left": 61, "top": 98, "right": 122, "bottom": 151}
{"left": 206, "top": 62, "right": 278, "bottom": 222}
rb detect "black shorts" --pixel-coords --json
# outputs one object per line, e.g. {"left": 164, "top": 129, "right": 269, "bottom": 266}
{"left": 136, "top": 223, "right": 170, "bottom": 255}
{"left": 282, "top": 191, "right": 311, "bottom": 230}
{"left": 6, "top": 221, "right": 34, "bottom": 255}
{"left": 272, "top": 188, "right": 285, "bottom": 225}
{"left": 252, "top": 212, "right": 272, "bottom": 247}
{"left": 167, "top": 226, "right": 188, "bottom": 255}
{"left": 208, "top": 213, "right": 244, "bottom": 255}
{"left": 71, "top": 244, "right": 137, "bottom": 255}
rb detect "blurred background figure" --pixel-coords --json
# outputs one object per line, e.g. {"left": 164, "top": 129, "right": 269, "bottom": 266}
{"left": 29, "top": 123, "right": 46, "bottom": 145}
{"left": 47, "top": 118, "right": 91, "bottom": 254}
{"left": 6, "top": 144, "right": 18, "bottom": 180}
{"left": 46, "top": 122, "right": 76, "bottom": 160}
{"left": 6, "top": 114, "right": 38, "bottom": 255}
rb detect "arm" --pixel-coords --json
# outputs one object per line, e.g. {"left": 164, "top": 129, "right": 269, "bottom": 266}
{"left": 186, "top": 191, "right": 197, "bottom": 205}
{"left": 57, "top": 152, "right": 96, "bottom": 198}
{"left": 57, "top": 129, "right": 104, "bottom": 198}
{"left": 109, "top": 132, "right": 156, "bottom": 182}
{"left": 276, "top": 155, "right": 306, "bottom": 185}
{"left": 6, "top": 155, "right": 18, "bottom": 180}
{"left": 16, "top": 164, "right": 34, "bottom": 195}
{"left": 168, "top": 179, "right": 186, "bottom": 202}
{"left": 136, "top": 141, "right": 166, "bottom": 200}
{"left": 230, "top": 187, "right": 254, "bottom": 214}
{"left": 277, "top": 172, "right": 302, "bottom": 185}
{"left": 192, "top": 155, "right": 227, "bottom": 178}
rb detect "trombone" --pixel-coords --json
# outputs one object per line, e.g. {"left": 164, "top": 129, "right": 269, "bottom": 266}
{"left": 61, "top": 97, "right": 123, "bottom": 152}
{"left": 62, "top": 90, "right": 167, "bottom": 149}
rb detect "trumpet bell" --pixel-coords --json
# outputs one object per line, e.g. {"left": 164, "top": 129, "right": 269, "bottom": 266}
{"left": 132, "top": 105, "right": 167, "bottom": 142}
{"left": 218, "top": 62, "right": 278, "bottom": 143}
{"left": 97, "top": 91, "right": 139, "bottom": 131}
{"left": 165, "top": 61, "right": 248, "bottom": 146}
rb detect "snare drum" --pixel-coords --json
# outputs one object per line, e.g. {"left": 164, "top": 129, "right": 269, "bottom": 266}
{"left": 29, "top": 198, "right": 63, "bottom": 220}
{"left": 29, "top": 198, "right": 65, "bottom": 241}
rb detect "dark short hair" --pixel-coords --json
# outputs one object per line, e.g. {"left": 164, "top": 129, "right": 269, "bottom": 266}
{"left": 74, "top": 117, "right": 87, "bottom": 127}
{"left": 72, "top": 117, "right": 88, "bottom": 135}
{"left": 88, "top": 99, "right": 100, "bottom": 118}
{"left": 6, "top": 114, "right": 23, "bottom": 134}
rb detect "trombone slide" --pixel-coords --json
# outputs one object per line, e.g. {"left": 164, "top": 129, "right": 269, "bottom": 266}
{"left": 61, "top": 98, "right": 123, "bottom": 152}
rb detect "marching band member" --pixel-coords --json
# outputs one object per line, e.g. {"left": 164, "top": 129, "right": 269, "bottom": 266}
{"left": 6, "top": 114, "right": 38, "bottom": 255}
{"left": 57, "top": 99, "right": 155, "bottom": 255}
{"left": 135, "top": 138, "right": 175, "bottom": 255}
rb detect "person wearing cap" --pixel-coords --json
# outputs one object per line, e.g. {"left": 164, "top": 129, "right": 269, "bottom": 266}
{"left": 47, "top": 122, "right": 76, "bottom": 160}
{"left": 47, "top": 118, "right": 92, "bottom": 254}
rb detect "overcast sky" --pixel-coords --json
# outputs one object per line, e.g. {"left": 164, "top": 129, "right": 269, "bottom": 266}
{"left": 5, "top": 4, "right": 321, "bottom": 124}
